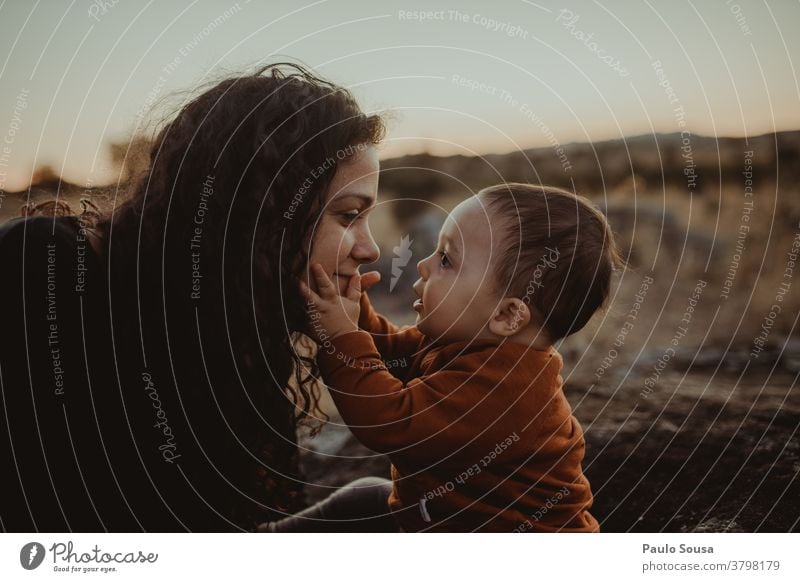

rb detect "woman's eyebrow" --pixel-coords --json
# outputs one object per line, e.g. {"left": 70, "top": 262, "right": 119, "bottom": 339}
{"left": 332, "top": 193, "right": 375, "bottom": 207}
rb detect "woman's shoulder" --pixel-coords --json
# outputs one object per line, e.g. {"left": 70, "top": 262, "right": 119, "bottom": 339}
{"left": 0, "top": 214, "right": 83, "bottom": 251}
{"left": 0, "top": 214, "right": 103, "bottom": 303}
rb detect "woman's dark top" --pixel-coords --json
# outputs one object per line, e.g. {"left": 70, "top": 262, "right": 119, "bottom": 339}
{"left": 0, "top": 216, "right": 303, "bottom": 532}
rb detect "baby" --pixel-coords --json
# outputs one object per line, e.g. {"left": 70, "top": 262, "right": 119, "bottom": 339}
{"left": 298, "top": 183, "right": 620, "bottom": 532}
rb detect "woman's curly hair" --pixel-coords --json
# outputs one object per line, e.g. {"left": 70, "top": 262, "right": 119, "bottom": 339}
{"left": 94, "top": 63, "right": 384, "bottom": 529}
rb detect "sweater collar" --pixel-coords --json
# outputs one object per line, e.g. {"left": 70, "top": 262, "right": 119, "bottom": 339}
{"left": 420, "top": 336, "right": 559, "bottom": 369}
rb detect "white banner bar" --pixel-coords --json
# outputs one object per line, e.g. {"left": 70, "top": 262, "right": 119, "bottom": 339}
{"left": 0, "top": 533, "right": 797, "bottom": 581}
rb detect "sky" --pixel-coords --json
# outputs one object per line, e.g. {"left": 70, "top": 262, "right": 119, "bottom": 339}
{"left": 0, "top": 0, "right": 798, "bottom": 189}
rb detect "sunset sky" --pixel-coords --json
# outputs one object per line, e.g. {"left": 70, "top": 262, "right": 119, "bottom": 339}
{"left": 1, "top": 0, "right": 798, "bottom": 190}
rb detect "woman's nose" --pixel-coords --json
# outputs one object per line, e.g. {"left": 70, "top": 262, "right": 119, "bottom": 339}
{"left": 351, "top": 225, "right": 380, "bottom": 264}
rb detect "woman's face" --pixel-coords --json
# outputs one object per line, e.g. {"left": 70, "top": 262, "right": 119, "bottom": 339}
{"left": 307, "top": 145, "right": 380, "bottom": 295}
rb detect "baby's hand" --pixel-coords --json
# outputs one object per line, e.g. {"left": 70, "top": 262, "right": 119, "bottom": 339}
{"left": 299, "top": 263, "right": 362, "bottom": 342}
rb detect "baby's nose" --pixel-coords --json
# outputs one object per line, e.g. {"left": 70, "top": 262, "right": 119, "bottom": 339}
{"left": 417, "top": 258, "right": 428, "bottom": 279}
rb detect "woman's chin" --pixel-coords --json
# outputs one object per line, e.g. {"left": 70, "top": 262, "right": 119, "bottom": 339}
{"left": 335, "top": 275, "right": 351, "bottom": 294}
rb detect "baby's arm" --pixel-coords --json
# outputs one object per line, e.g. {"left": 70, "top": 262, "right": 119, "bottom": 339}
{"left": 300, "top": 265, "right": 447, "bottom": 453}
{"left": 358, "top": 292, "right": 426, "bottom": 362}
{"left": 317, "top": 330, "right": 458, "bottom": 456}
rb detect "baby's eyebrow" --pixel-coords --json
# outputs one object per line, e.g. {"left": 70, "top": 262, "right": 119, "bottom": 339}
{"left": 440, "top": 235, "right": 461, "bottom": 258}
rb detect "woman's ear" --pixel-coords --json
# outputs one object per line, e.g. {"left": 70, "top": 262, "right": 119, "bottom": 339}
{"left": 488, "top": 298, "right": 531, "bottom": 337}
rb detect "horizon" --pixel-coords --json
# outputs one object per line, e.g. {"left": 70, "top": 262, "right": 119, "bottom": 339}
{"left": 3, "top": 126, "right": 796, "bottom": 193}
{"left": 1, "top": 1, "right": 799, "bottom": 190}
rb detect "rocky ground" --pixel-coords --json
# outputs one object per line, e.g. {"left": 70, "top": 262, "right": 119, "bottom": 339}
{"left": 298, "top": 353, "right": 799, "bottom": 532}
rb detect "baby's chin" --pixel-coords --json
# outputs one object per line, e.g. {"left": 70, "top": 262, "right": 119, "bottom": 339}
{"left": 414, "top": 319, "right": 452, "bottom": 344}
{"left": 417, "top": 319, "right": 491, "bottom": 345}
{"left": 413, "top": 313, "right": 434, "bottom": 336}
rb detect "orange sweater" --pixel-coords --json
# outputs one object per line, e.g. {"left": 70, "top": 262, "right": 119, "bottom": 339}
{"left": 316, "top": 294, "right": 599, "bottom": 532}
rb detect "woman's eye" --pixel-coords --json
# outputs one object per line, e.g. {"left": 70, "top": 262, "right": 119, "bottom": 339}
{"left": 438, "top": 251, "right": 450, "bottom": 268}
{"left": 340, "top": 210, "right": 361, "bottom": 223}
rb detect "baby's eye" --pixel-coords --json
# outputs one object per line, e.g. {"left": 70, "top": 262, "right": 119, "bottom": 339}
{"left": 438, "top": 251, "right": 450, "bottom": 268}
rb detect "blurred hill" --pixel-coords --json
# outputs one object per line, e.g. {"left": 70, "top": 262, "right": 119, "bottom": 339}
{"left": 366, "top": 131, "right": 800, "bottom": 361}
{"left": 378, "top": 131, "right": 800, "bottom": 204}
{"left": 0, "top": 135, "right": 151, "bottom": 223}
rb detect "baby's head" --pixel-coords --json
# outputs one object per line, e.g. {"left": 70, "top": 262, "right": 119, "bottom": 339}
{"left": 412, "top": 183, "right": 622, "bottom": 347}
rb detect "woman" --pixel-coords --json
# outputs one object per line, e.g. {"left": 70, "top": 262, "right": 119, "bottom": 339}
{"left": 0, "top": 63, "right": 388, "bottom": 531}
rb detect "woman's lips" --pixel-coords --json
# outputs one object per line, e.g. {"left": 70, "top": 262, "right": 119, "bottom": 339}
{"left": 413, "top": 299, "right": 423, "bottom": 312}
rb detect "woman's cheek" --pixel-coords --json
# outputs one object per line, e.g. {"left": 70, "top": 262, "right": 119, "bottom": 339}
{"left": 312, "top": 222, "right": 341, "bottom": 268}
{"left": 337, "top": 225, "right": 356, "bottom": 256}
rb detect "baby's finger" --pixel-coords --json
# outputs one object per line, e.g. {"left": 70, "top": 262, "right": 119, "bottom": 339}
{"left": 298, "top": 279, "right": 321, "bottom": 305}
{"left": 360, "top": 270, "right": 381, "bottom": 293}
{"left": 345, "top": 273, "right": 362, "bottom": 302}
{"left": 311, "top": 263, "right": 336, "bottom": 299}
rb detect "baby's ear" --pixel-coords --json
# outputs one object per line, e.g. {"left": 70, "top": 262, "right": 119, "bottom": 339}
{"left": 488, "top": 298, "right": 531, "bottom": 337}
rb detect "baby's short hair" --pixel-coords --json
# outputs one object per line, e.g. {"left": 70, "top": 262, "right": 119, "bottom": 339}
{"left": 480, "top": 183, "right": 623, "bottom": 341}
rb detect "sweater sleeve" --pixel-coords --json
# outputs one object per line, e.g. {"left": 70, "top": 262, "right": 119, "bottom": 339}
{"left": 317, "top": 330, "right": 473, "bottom": 456}
{"left": 357, "top": 292, "right": 425, "bottom": 361}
